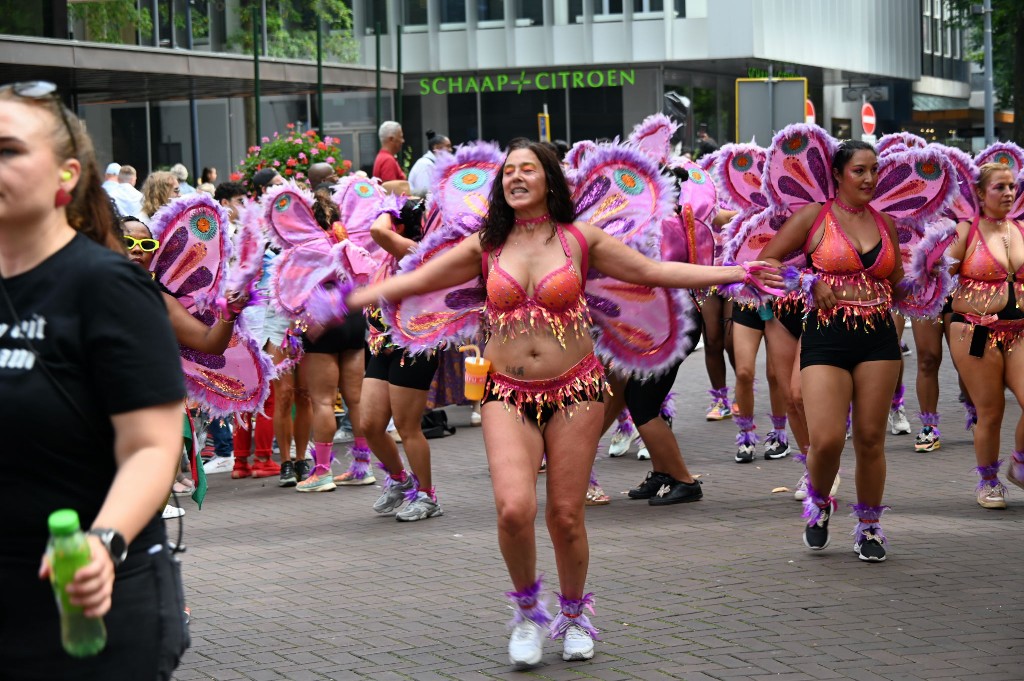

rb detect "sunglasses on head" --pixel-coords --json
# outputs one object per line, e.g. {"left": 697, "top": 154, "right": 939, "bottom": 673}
{"left": 122, "top": 235, "right": 160, "bottom": 252}
{"left": 1, "top": 81, "right": 78, "bottom": 156}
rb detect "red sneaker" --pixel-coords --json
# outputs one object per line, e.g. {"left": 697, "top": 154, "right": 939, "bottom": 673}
{"left": 231, "top": 457, "right": 253, "bottom": 479}
{"left": 251, "top": 457, "right": 281, "bottom": 478}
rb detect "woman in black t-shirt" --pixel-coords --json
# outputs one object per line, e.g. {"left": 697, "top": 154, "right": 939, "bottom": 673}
{"left": 0, "top": 82, "right": 187, "bottom": 679}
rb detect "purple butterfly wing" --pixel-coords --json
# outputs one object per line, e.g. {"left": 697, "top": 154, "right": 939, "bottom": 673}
{"left": 713, "top": 143, "right": 768, "bottom": 211}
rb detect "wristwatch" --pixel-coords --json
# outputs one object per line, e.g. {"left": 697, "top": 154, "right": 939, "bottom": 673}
{"left": 87, "top": 528, "right": 128, "bottom": 567}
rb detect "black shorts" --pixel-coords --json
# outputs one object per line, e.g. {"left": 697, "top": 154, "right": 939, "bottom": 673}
{"left": 800, "top": 313, "right": 900, "bottom": 371}
{"left": 625, "top": 359, "right": 682, "bottom": 427}
{"left": 732, "top": 303, "right": 803, "bottom": 339}
{"left": 302, "top": 313, "right": 366, "bottom": 354}
{"left": 364, "top": 348, "right": 439, "bottom": 391}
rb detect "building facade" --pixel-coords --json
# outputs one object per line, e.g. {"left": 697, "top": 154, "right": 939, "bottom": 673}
{"left": 354, "top": 0, "right": 977, "bottom": 157}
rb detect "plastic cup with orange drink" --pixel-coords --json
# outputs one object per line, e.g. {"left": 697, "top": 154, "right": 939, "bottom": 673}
{"left": 459, "top": 344, "right": 491, "bottom": 402}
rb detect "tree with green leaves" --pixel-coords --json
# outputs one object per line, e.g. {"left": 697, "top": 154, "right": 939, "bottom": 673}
{"left": 67, "top": 0, "right": 153, "bottom": 44}
{"left": 948, "top": 0, "right": 1023, "bottom": 145}
{"left": 231, "top": 0, "right": 358, "bottom": 64}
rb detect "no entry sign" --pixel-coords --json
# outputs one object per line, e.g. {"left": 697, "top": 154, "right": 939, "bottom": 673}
{"left": 861, "top": 102, "right": 877, "bottom": 135}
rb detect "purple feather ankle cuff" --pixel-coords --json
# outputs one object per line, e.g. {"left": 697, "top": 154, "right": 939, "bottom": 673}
{"left": 801, "top": 483, "right": 836, "bottom": 524}
{"left": 506, "top": 577, "right": 553, "bottom": 629}
{"left": 975, "top": 460, "right": 1003, "bottom": 490}
{"left": 850, "top": 503, "right": 890, "bottom": 545}
{"left": 735, "top": 415, "right": 758, "bottom": 447}
{"left": 550, "top": 593, "right": 600, "bottom": 641}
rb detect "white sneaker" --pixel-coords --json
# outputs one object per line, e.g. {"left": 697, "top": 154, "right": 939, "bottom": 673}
{"left": 793, "top": 471, "right": 839, "bottom": 500}
{"left": 793, "top": 471, "right": 809, "bottom": 501}
{"left": 608, "top": 429, "right": 637, "bottom": 457}
{"left": 561, "top": 623, "right": 595, "bottom": 661}
{"left": 888, "top": 406, "right": 911, "bottom": 435}
{"left": 470, "top": 411, "right": 482, "bottom": 426}
{"left": 202, "top": 455, "right": 234, "bottom": 475}
{"left": 162, "top": 504, "right": 185, "bottom": 519}
{"left": 508, "top": 620, "right": 544, "bottom": 669}
{"left": 636, "top": 445, "right": 650, "bottom": 461}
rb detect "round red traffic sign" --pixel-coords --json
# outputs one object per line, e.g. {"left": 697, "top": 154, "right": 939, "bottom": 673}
{"left": 861, "top": 102, "right": 877, "bottom": 135}
{"left": 805, "top": 99, "right": 816, "bottom": 124}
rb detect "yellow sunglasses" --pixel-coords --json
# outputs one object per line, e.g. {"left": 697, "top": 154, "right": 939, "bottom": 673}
{"left": 122, "top": 235, "right": 160, "bottom": 252}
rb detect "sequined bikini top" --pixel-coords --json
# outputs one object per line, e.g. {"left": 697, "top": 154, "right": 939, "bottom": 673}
{"left": 483, "top": 223, "right": 591, "bottom": 347}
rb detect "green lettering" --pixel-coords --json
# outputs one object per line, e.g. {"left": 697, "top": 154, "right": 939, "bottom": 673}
{"left": 572, "top": 71, "right": 584, "bottom": 88}
{"left": 587, "top": 71, "right": 604, "bottom": 88}
{"left": 482, "top": 76, "right": 495, "bottom": 92}
{"left": 536, "top": 72, "right": 550, "bottom": 90}
{"left": 497, "top": 74, "right": 509, "bottom": 91}
{"left": 607, "top": 70, "right": 618, "bottom": 87}
{"left": 557, "top": 71, "right": 570, "bottom": 89}
{"left": 620, "top": 69, "right": 634, "bottom": 86}
{"left": 466, "top": 77, "right": 479, "bottom": 94}
{"left": 449, "top": 77, "right": 462, "bottom": 94}
{"left": 432, "top": 76, "right": 446, "bottom": 95}
{"left": 420, "top": 78, "right": 430, "bottom": 96}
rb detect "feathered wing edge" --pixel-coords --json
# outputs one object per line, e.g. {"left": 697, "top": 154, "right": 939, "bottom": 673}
{"left": 377, "top": 228, "right": 485, "bottom": 354}
{"left": 712, "top": 142, "right": 765, "bottom": 211}
{"left": 975, "top": 140, "right": 1024, "bottom": 170}
{"left": 261, "top": 182, "right": 317, "bottom": 251}
{"left": 872, "top": 147, "right": 958, "bottom": 226}
{"left": 571, "top": 143, "right": 677, "bottom": 252}
{"left": 937, "top": 144, "right": 980, "bottom": 221}
{"left": 626, "top": 113, "right": 678, "bottom": 166}
{"left": 224, "top": 205, "right": 267, "bottom": 306}
{"left": 763, "top": 122, "right": 837, "bottom": 214}
{"left": 149, "top": 193, "right": 233, "bottom": 314}
{"left": 185, "top": 313, "right": 275, "bottom": 418}
{"left": 907, "top": 218, "right": 959, "bottom": 286}
{"left": 593, "top": 286, "right": 698, "bottom": 379}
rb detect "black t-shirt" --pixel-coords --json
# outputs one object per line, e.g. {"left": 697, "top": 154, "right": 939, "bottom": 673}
{"left": 0, "top": 233, "right": 185, "bottom": 569}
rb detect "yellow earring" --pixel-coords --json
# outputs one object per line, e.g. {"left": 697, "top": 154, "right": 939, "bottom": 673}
{"left": 60, "top": 170, "right": 73, "bottom": 181}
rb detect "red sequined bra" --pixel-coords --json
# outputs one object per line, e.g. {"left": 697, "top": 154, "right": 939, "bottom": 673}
{"left": 804, "top": 200, "right": 896, "bottom": 326}
{"left": 482, "top": 224, "right": 591, "bottom": 347}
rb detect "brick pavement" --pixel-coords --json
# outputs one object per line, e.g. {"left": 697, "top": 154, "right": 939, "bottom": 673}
{"left": 174, "top": 334, "right": 1024, "bottom": 680}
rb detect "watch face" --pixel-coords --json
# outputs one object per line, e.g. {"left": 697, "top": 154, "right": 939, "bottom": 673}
{"left": 108, "top": 531, "right": 127, "bottom": 562}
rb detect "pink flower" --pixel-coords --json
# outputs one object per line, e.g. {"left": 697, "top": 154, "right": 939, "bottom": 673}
{"left": 296, "top": 172, "right": 305, "bottom": 179}
{"left": 325, "top": 156, "right": 335, "bottom": 164}
{"left": 272, "top": 160, "right": 281, "bottom": 167}
{"left": 298, "top": 152, "right": 307, "bottom": 161}
{"left": 262, "top": 136, "right": 270, "bottom": 143}
{"left": 324, "top": 136, "right": 333, "bottom": 145}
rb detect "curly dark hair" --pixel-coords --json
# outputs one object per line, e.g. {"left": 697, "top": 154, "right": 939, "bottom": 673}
{"left": 479, "top": 138, "right": 575, "bottom": 252}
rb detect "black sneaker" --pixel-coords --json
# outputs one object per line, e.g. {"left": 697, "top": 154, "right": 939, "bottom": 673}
{"left": 854, "top": 530, "right": 887, "bottom": 562}
{"left": 294, "top": 459, "right": 312, "bottom": 483}
{"left": 627, "top": 471, "right": 672, "bottom": 500}
{"left": 648, "top": 477, "right": 703, "bottom": 506}
{"left": 762, "top": 432, "right": 792, "bottom": 460}
{"left": 735, "top": 444, "right": 756, "bottom": 463}
{"left": 803, "top": 500, "right": 834, "bottom": 550}
{"left": 279, "top": 460, "right": 297, "bottom": 487}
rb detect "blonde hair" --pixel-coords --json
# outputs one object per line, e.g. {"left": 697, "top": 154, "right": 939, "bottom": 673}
{"left": 0, "top": 87, "right": 119, "bottom": 249}
{"left": 976, "top": 162, "right": 1015, "bottom": 193}
{"left": 142, "top": 171, "right": 178, "bottom": 216}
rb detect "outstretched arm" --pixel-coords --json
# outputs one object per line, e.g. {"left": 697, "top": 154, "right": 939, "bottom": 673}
{"left": 370, "top": 214, "right": 417, "bottom": 259}
{"left": 164, "top": 292, "right": 235, "bottom": 355}
{"left": 347, "top": 232, "right": 483, "bottom": 309}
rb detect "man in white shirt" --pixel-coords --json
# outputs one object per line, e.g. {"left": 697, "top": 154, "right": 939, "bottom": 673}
{"left": 101, "top": 162, "right": 121, "bottom": 195}
{"left": 110, "top": 165, "right": 144, "bottom": 217}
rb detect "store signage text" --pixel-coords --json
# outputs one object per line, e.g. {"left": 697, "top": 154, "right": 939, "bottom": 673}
{"left": 746, "top": 67, "right": 799, "bottom": 79}
{"left": 419, "top": 69, "right": 636, "bottom": 96}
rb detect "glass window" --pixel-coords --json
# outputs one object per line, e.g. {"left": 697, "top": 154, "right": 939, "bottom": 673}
{"left": 365, "top": 0, "right": 388, "bottom": 33}
{"left": 479, "top": 0, "right": 505, "bottom": 21}
{"left": 404, "top": 0, "right": 427, "bottom": 26}
{"left": 517, "top": 0, "right": 544, "bottom": 24}
{"left": 570, "top": 0, "right": 584, "bottom": 23}
{"left": 922, "top": 16, "right": 931, "bottom": 53}
{"left": 635, "top": 0, "right": 664, "bottom": 10}
{"left": 441, "top": 0, "right": 465, "bottom": 23}
{"left": 569, "top": 87, "right": 622, "bottom": 145}
{"left": 933, "top": 17, "right": 941, "bottom": 56}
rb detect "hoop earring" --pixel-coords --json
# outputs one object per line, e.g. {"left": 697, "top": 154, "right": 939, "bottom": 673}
{"left": 55, "top": 188, "right": 72, "bottom": 208}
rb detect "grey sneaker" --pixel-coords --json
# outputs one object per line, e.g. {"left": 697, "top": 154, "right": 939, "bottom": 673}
{"left": 396, "top": 491, "right": 444, "bottom": 522}
{"left": 372, "top": 474, "right": 415, "bottom": 514}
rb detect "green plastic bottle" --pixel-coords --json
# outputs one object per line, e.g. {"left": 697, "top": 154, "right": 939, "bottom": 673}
{"left": 47, "top": 509, "right": 107, "bottom": 658}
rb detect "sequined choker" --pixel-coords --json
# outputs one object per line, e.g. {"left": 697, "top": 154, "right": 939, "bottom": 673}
{"left": 834, "top": 196, "right": 866, "bottom": 215}
{"left": 513, "top": 213, "right": 552, "bottom": 228}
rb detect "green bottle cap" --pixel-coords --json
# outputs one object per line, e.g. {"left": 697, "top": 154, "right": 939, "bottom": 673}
{"left": 48, "top": 509, "right": 81, "bottom": 536}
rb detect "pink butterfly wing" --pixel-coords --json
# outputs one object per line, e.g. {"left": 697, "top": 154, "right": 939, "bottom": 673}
{"left": 713, "top": 143, "right": 768, "bottom": 211}
{"left": 765, "top": 123, "right": 836, "bottom": 213}
{"left": 429, "top": 142, "right": 504, "bottom": 235}
{"left": 872, "top": 147, "right": 956, "bottom": 222}
{"left": 627, "top": 113, "right": 678, "bottom": 166}
{"left": 975, "top": 142, "right": 1024, "bottom": 174}
{"left": 181, "top": 313, "right": 272, "bottom": 417}
{"left": 262, "top": 184, "right": 326, "bottom": 250}
{"left": 332, "top": 175, "right": 387, "bottom": 257}
{"left": 150, "top": 194, "right": 230, "bottom": 312}
{"left": 269, "top": 244, "right": 338, "bottom": 317}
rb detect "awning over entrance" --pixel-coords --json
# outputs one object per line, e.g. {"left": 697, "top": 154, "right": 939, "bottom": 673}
{"left": 0, "top": 35, "right": 395, "bottom": 104}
